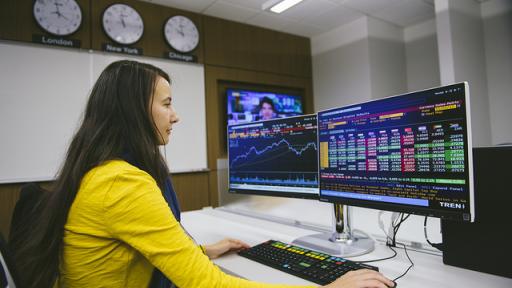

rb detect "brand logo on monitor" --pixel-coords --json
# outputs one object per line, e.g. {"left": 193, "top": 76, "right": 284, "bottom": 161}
{"left": 440, "top": 202, "right": 465, "bottom": 209}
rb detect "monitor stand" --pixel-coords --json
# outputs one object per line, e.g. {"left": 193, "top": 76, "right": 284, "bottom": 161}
{"left": 291, "top": 203, "right": 374, "bottom": 257}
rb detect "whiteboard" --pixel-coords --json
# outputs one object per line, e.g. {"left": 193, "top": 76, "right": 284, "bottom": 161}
{"left": 0, "top": 42, "right": 207, "bottom": 183}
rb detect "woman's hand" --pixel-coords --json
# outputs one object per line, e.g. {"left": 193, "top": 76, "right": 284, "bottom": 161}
{"left": 203, "top": 238, "right": 251, "bottom": 259}
{"left": 323, "top": 269, "right": 395, "bottom": 288}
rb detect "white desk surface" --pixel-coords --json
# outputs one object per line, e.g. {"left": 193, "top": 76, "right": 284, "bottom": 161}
{"left": 181, "top": 207, "right": 512, "bottom": 288}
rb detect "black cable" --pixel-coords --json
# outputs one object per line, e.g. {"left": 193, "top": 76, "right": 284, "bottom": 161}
{"left": 392, "top": 242, "right": 414, "bottom": 282}
{"left": 423, "top": 216, "right": 443, "bottom": 251}
{"left": 391, "top": 213, "right": 410, "bottom": 247}
{"left": 356, "top": 245, "right": 398, "bottom": 264}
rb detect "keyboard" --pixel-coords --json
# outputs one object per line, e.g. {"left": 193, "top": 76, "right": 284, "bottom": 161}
{"left": 238, "top": 240, "right": 378, "bottom": 285}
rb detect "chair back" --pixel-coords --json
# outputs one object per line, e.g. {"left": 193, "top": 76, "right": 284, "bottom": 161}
{"left": 5, "top": 183, "right": 46, "bottom": 288}
{"left": 0, "top": 233, "right": 20, "bottom": 288}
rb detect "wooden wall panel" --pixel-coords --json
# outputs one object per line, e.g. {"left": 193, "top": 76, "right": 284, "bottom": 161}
{"left": 203, "top": 16, "right": 312, "bottom": 78}
{"left": 90, "top": 0, "right": 203, "bottom": 62}
{"left": 0, "top": 184, "right": 21, "bottom": 239}
{"left": 172, "top": 172, "right": 211, "bottom": 211}
{"left": 0, "top": 0, "right": 91, "bottom": 48}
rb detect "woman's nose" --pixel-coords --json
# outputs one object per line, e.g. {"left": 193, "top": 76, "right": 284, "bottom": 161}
{"left": 171, "top": 108, "right": 179, "bottom": 124}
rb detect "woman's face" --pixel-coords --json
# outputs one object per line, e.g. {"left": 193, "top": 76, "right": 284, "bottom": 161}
{"left": 261, "top": 102, "right": 274, "bottom": 120}
{"left": 151, "top": 76, "right": 179, "bottom": 145}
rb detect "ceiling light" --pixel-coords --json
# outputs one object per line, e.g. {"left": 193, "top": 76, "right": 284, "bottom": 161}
{"left": 262, "top": 0, "right": 304, "bottom": 14}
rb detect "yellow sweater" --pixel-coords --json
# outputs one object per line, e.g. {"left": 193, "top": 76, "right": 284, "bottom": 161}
{"left": 59, "top": 160, "right": 316, "bottom": 288}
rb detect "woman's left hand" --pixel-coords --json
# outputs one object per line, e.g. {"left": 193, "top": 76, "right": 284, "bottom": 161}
{"left": 203, "top": 238, "right": 251, "bottom": 259}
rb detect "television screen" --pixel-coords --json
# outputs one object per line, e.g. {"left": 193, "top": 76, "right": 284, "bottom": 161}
{"left": 227, "top": 88, "right": 303, "bottom": 125}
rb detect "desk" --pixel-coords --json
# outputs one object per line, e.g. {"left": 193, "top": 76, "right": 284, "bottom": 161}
{"left": 181, "top": 207, "right": 512, "bottom": 287}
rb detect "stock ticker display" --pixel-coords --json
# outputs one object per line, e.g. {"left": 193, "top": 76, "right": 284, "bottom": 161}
{"left": 318, "top": 83, "right": 472, "bottom": 219}
{"left": 228, "top": 115, "right": 319, "bottom": 197}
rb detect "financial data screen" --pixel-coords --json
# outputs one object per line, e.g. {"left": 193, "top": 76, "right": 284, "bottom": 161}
{"left": 318, "top": 83, "right": 473, "bottom": 220}
{"left": 228, "top": 115, "right": 318, "bottom": 198}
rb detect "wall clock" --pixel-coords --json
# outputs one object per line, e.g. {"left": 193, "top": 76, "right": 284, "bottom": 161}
{"left": 102, "top": 3, "right": 144, "bottom": 45}
{"left": 164, "top": 15, "right": 199, "bottom": 53}
{"left": 33, "top": 0, "right": 82, "bottom": 36}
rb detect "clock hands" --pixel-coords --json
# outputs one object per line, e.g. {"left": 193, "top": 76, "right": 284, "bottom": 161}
{"left": 119, "top": 13, "right": 127, "bottom": 28}
{"left": 176, "top": 23, "right": 185, "bottom": 37}
{"left": 51, "top": 0, "right": 69, "bottom": 21}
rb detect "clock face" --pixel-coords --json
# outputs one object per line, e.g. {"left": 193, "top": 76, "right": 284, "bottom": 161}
{"left": 164, "top": 15, "right": 199, "bottom": 53}
{"left": 102, "top": 4, "right": 144, "bottom": 45}
{"left": 33, "top": 0, "right": 82, "bottom": 36}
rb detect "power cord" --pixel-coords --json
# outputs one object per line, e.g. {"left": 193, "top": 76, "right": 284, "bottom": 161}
{"left": 356, "top": 246, "right": 397, "bottom": 264}
{"left": 391, "top": 213, "right": 410, "bottom": 247}
{"left": 360, "top": 213, "right": 415, "bottom": 283}
{"left": 424, "top": 216, "right": 443, "bottom": 251}
{"left": 391, "top": 242, "right": 414, "bottom": 282}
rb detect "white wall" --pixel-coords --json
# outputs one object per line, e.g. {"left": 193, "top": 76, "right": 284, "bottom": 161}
{"left": 312, "top": 16, "right": 408, "bottom": 110}
{"left": 312, "top": 18, "right": 372, "bottom": 112}
{"left": 435, "top": 0, "right": 492, "bottom": 147}
{"left": 404, "top": 19, "right": 440, "bottom": 91}
{"left": 482, "top": 0, "right": 512, "bottom": 145}
{"left": 367, "top": 17, "right": 407, "bottom": 99}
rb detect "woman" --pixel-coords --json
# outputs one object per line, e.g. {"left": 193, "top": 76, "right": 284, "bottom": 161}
{"left": 12, "top": 60, "right": 394, "bottom": 288}
{"left": 258, "top": 96, "right": 276, "bottom": 121}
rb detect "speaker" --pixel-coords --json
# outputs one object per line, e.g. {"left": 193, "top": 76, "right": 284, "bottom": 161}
{"left": 441, "top": 146, "right": 512, "bottom": 278}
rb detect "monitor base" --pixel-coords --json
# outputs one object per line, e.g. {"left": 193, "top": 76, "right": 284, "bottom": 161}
{"left": 292, "top": 230, "right": 374, "bottom": 257}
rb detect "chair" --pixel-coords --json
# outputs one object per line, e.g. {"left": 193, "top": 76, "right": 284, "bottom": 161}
{"left": 5, "top": 183, "right": 45, "bottom": 288}
{"left": 9, "top": 183, "right": 44, "bottom": 243}
{"left": 0, "top": 233, "right": 21, "bottom": 288}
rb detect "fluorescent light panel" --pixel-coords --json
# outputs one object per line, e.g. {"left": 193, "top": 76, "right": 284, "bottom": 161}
{"left": 262, "top": 0, "right": 304, "bottom": 14}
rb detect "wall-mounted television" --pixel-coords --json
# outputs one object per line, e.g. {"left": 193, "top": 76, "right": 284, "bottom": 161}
{"left": 227, "top": 88, "right": 303, "bottom": 125}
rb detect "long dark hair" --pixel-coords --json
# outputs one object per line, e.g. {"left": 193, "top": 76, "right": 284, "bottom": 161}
{"left": 11, "top": 60, "right": 171, "bottom": 287}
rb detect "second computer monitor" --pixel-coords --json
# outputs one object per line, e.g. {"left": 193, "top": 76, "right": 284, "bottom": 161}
{"left": 228, "top": 115, "right": 319, "bottom": 199}
{"left": 318, "top": 82, "right": 474, "bottom": 222}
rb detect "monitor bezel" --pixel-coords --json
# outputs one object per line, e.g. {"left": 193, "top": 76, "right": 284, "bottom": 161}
{"left": 227, "top": 114, "right": 319, "bottom": 200}
{"left": 317, "top": 82, "right": 475, "bottom": 222}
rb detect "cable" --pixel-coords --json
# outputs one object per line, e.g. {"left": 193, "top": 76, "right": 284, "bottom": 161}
{"left": 391, "top": 213, "right": 410, "bottom": 247}
{"left": 423, "top": 216, "right": 443, "bottom": 251}
{"left": 392, "top": 242, "right": 414, "bottom": 282}
{"left": 356, "top": 245, "right": 397, "bottom": 264}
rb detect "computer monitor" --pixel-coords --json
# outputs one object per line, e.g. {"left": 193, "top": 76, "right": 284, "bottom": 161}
{"left": 227, "top": 88, "right": 303, "bottom": 125}
{"left": 293, "top": 82, "right": 473, "bottom": 257}
{"left": 318, "top": 82, "right": 474, "bottom": 222}
{"left": 227, "top": 114, "right": 318, "bottom": 199}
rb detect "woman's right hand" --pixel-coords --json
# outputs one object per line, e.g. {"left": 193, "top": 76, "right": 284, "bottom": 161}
{"left": 322, "top": 269, "right": 395, "bottom": 288}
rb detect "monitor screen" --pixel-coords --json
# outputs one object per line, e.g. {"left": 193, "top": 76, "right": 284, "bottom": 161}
{"left": 227, "top": 88, "right": 303, "bottom": 125}
{"left": 318, "top": 83, "right": 474, "bottom": 222}
{"left": 228, "top": 115, "right": 318, "bottom": 199}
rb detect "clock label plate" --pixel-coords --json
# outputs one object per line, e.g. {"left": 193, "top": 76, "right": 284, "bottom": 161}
{"left": 32, "top": 34, "right": 81, "bottom": 48}
{"left": 165, "top": 51, "right": 197, "bottom": 63}
{"left": 102, "top": 43, "right": 143, "bottom": 56}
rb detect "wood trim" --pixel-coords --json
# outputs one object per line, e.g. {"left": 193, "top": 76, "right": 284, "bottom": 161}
{"left": 0, "top": 184, "right": 21, "bottom": 239}
{"left": 171, "top": 172, "right": 210, "bottom": 211}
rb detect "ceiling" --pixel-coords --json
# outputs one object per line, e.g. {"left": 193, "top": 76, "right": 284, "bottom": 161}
{"left": 141, "top": 0, "right": 486, "bottom": 38}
